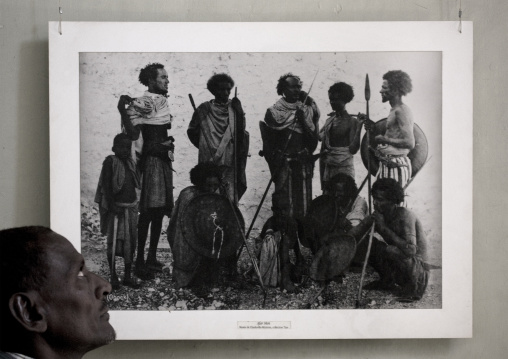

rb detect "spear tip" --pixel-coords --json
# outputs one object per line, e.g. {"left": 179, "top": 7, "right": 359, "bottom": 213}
{"left": 365, "top": 73, "right": 371, "bottom": 101}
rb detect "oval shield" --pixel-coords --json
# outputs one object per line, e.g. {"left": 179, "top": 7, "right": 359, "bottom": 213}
{"left": 180, "top": 193, "right": 244, "bottom": 259}
{"left": 360, "top": 118, "right": 428, "bottom": 177}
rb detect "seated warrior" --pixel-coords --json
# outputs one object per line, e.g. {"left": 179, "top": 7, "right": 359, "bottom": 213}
{"left": 166, "top": 162, "right": 223, "bottom": 288}
{"left": 348, "top": 178, "right": 430, "bottom": 301}
{"left": 252, "top": 192, "right": 305, "bottom": 293}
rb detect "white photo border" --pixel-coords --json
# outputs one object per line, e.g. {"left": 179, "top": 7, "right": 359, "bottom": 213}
{"left": 49, "top": 22, "right": 472, "bottom": 339}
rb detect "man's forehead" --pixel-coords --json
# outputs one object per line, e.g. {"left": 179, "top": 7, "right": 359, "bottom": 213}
{"left": 373, "top": 190, "right": 388, "bottom": 198}
{"left": 45, "top": 234, "right": 82, "bottom": 270}
{"left": 285, "top": 77, "right": 301, "bottom": 85}
{"left": 157, "top": 68, "right": 167, "bottom": 76}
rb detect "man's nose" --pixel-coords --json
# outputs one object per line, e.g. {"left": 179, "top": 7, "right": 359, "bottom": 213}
{"left": 93, "top": 272, "right": 112, "bottom": 298}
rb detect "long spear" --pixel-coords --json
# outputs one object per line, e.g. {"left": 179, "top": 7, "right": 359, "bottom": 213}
{"left": 365, "top": 74, "right": 372, "bottom": 214}
{"left": 236, "top": 70, "right": 320, "bottom": 262}
{"left": 234, "top": 87, "right": 238, "bottom": 205}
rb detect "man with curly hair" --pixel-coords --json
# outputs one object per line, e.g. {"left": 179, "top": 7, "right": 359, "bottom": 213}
{"left": 262, "top": 73, "right": 320, "bottom": 220}
{"left": 187, "top": 73, "right": 249, "bottom": 205}
{"left": 117, "top": 63, "right": 174, "bottom": 279}
{"left": 349, "top": 178, "right": 430, "bottom": 301}
{"left": 365, "top": 70, "right": 415, "bottom": 188}
{"left": 319, "top": 82, "right": 363, "bottom": 192}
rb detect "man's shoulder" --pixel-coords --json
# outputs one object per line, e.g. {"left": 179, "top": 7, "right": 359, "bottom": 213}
{"left": 393, "top": 104, "right": 414, "bottom": 120}
{"left": 102, "top": 154, "right": 116, "bottom": 165}
{"left": 197, "top": 101, "right": 212, "bottom": 110}
{"left": 394, "top": 207, "right": 418, "bottom": 221}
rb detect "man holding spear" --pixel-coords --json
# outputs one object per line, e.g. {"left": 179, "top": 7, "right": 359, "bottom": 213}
{"left": 262, "top": 73, "right": 320, "bottom": 219}
{"left": 349, "top": 178, "right": 430, "bottom": 301}
{"left": 187, "top": 73, "right": 249, "bottom": 206}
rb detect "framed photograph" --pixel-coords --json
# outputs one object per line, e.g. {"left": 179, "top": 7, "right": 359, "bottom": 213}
{"left": 49, "top": 22, "right": 472, "bottom": 339}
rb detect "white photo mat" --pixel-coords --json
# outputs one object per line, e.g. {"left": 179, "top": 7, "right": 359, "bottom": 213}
{"left": 49, "top": 22, "right": 472, "bottom": 339}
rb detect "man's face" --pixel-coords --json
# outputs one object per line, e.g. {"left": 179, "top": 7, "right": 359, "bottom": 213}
{"left": 282, "top": 77, "right": 302, "bottom": 103}
{"left": 272, "top": 205, "right": 290, "bottom": 230}
{"left": 113, "top": 138, "right": 131, "bottom": 160}
{"left": 373, "top": 190, "right": 395, "bottom": 215}
{"left": 149, "top": 68, "right": 169, "bottom": 95}
{"left": 213, "top": 81, "right": 233, "bottom": 104}
{"left": 333, "top": 182, "right": 347, "bottom": 204}
{"left": 329, "top": 91, "right": 346, "bottom": 112}
{"left": 204, "top": 176, "right": 220, "bottom": 194}
{"left": 380, "top": 80, "right": 394, "bottom": 103}
{"left": 38, "top": 233, "right": 115, "bottom": 353}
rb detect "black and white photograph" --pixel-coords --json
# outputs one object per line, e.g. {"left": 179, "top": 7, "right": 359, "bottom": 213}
{"left": 79, "top": 51, "right": 442, "bottom": 312}
{"left": 50, "top": 22, "right": 472, "bottom": 339}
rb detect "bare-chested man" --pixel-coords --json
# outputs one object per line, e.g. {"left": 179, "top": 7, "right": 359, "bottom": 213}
{"left": 365, "top": 70, "right": 415, "bottom": 188}
{"left": 349, "top": 178, "right": 429, "bottom": 301}
{"left": 319, "top": 82, "right": 363, "bottom": 192}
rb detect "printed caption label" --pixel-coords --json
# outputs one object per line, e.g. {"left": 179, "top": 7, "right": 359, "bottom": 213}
{"left": 238, "top": 321, "right": 291, "bottom": 329}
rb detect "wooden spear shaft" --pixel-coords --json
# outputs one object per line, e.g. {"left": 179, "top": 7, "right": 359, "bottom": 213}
{"left": 365, "top": 74, "right": 372, "bottom": 215}
{"left": 234, "top": 87, "right": 238, "bottom": 205}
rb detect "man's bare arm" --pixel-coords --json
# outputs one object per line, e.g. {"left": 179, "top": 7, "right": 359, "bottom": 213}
{"left": 372, "top": 211, "right": 417, "bottom": 257}
{"left": 348, "top": 117, "right": 363, "bottom": 154}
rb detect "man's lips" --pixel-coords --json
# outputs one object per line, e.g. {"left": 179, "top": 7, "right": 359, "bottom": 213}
{"left": 100, "top": 303, "right": 109, "bottom": 318}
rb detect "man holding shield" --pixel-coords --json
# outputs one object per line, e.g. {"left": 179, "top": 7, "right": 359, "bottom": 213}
{"left": 365, "top": 70, "right": 415, "bottom": 188}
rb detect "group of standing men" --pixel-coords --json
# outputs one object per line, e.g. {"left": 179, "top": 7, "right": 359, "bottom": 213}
{"left": 97, "top": 62, "right": 429, "bottom": 302}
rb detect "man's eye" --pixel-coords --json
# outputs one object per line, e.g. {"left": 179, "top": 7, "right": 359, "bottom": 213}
{"left": 78, "top": 271, "right": 85, "bottom": 277}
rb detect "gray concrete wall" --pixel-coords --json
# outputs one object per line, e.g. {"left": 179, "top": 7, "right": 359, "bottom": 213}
{"left": 0, "top": 0, "right": 505, "bottom": 357}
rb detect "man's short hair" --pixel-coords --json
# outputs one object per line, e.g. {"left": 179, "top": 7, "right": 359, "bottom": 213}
{"left": 329, "top": 173, "right": 358, "bottom": 201}
{"left": 328, "top": 82, "right": 354, "bottom": 104}
{"left": 206, "top": 73, "right": 235, "bottom": 95}
{"left": 372, "top": 178, "right": 405, "bottom": 204}
{"left": 0, "top": 226, "right": 53, "bottom": 345}
{"left": 138, "top": 63, "right": 165, "bottom": 87}
{"left": 113, "top": 133, "right": 131, "bottom": 147}
{"left": 383, "top": 70, "right": 413, "bottom": 96}
{"left": 276, "top": 73, "right": 302, "bottom": 96}
{"left": 189, "top": 162, "right": 221, "bottom": 188}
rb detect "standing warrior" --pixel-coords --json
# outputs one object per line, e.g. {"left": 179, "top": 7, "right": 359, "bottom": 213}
{"left": 365, "top": 70, "right": 415, "bottom": 188}
{"left": 187, "top": 73, "right": 249, "bottom": 205}
{"left": 95, "top": 134, "right": 140, "bottom": 289}
{"left": 319, "top": 82, "right": 363, "bottom": 193}
{"left": 262, "top": 73, "right": 320, "bottom": 219}
{"left": 117, "top": 63, "right": 174, "bottom": 279}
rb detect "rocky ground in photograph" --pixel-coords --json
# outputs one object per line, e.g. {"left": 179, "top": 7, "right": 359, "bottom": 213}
{"left": 82, "top": 203, "right": 441, "bottom": 311}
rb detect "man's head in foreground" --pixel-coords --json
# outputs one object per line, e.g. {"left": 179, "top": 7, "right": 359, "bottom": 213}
{"left": 0, "top": 226, "right": 115, "bottom": 359}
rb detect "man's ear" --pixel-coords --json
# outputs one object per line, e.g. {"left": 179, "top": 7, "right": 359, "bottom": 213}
{"left": 9, "top": 292, "right": 48, "bottom": 333}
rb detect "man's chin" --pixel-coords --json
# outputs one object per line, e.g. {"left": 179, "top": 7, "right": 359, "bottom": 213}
{"left": 102, "top": 325, "right": 117, "bottom": 345}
